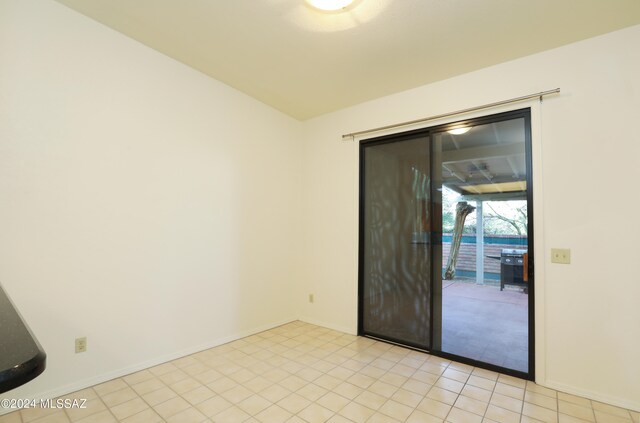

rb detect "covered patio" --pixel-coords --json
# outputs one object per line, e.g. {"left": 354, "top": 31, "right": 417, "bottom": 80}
{"left": 441, "top": 278, "right": 528, "bottom": 373}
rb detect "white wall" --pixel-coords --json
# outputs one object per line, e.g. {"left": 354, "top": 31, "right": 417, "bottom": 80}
{"left": 301, "top": 25, "right": 640, "bottom": 410}
{"left": 0, "top": 0, "right": 302, "bottom": 400}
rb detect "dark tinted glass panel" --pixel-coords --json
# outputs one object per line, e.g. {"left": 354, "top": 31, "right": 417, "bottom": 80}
{"left": 361, "top": 136, "right": 431, "bottom": 349}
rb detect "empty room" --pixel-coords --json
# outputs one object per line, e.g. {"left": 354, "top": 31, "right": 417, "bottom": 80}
{"left": 1, "top": 1, "right": 639, "bottom": 422}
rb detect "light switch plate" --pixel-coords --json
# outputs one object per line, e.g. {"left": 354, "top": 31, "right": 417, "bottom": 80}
{"left": 551, "top": 248, "right": 571, "bottom": 264}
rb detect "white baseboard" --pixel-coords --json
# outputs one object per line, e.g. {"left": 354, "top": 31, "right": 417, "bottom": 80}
{"left": 298, "top": 316, "right": 356, "bottom": 335}
{"left": 0, "top": 317, "right": 298, "bottom": 416}
{"left": 544, "top": 380, "right": 640, "bottom": 413}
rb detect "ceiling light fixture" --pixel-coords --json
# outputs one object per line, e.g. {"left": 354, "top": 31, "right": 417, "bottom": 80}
{"left": 305, "top": 0, "right": 355, "bottom": 12}
{"left": 447, "top": 127, "right": 472, "bottom": 135}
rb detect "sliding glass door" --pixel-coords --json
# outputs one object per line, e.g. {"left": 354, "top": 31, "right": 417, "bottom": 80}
{"left": 359, "top": 109, "right": 534, "bottom": 379}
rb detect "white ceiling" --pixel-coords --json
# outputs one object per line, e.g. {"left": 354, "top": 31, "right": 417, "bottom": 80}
{"left": 53, "top": 0, "right": 640, "bottom": 120}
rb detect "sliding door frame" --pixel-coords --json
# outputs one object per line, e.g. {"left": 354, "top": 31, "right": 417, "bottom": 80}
{"left": 358, "top": 108, "right": 535, "bottom": 380}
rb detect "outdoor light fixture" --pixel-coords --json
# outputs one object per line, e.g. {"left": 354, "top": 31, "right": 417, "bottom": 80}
{"left": 447, "top": 127, "right": 472, "bottom": 135}
{"left": 305, "top": 0, "right": 355, "bottom": 11}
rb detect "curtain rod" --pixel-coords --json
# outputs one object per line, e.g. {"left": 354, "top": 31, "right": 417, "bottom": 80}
{"left": 342, "top": 88, "right": 560, "bottom": 141}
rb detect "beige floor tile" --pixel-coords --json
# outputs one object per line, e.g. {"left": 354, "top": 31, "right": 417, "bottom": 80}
{"left": 521, "top": 416, "right": 546, "bottom": 423}
{"left": 484, "top": 405, "right": 520, "bottom": 423}
{"left": 594, "top": 410, "right": 633, "bottom": 423}
{"left": 140, "top": 386, "right": 177, "bottom": 406}
{"left": 490, "top": 392, "right": 523, "bottom": 413}
{"left": 526, "top": 383, "right": 557, "bottom": 398}
{"left": 461, "top": 385, "right": 492, "bottom": 403}
{"left": 243, "top": 376, "right": 274, "bottom": 393}
{"left": 345, "top": 374, "right": 375, "bottom": 390}
{"left": 558, "top": 393, "right": 592, "bottom": 408}
{"left": 229, "top": 369, "right": 257, "bottom": 385}
{"left": 297, "top": 383, "right": 329, "bottom": 402}
{"left": 338, "top": 402, "right": 375, "bottom": 423}
{"left": 427, "top": 387, "right": 459, "bottom": 406}
{"left": 277, "top": 393, "right": 311, "bottom": 414}
{"left": 26, "top": 410, "right": 70, "bottom": 423}
{"left": 182, "top": 385, "right": 215, "bottom": 406}
{"left": 629, "top": 411, "right": 639, "bottom": 423}
{"left": 298, "top": 403, "right": 334, "bottom": 423}
{"left": 237, "top": 394, "right": 272, "bottom": 416}
{"left": 66, "top": 388, "right": 98, "bottom": 401}
{"left": 149, "top": 362, "right": 178, "bottom": 376}
{"left": 379, "top": 372, "right": 409, "bottom": 388}
{"left": 592, "top": 402, "right": 632, "bottom": 419}
{"left": 354, "top": 390, "right": 386, "bottom": 410}
{"left": 263, "top": 369, "right": 290, "bottom": 384}
{"left": 368, "top": 381, "right": 398, "bottom": 399}
{"left": 259, "top": 384, "right": 291, "bottom": 403}
{"left": 169, "top": 377, "right": 202, "bottom": 395}
{"left": 74, "top": 410, "right": 116, "bottom": 423}
{"left": 471, "top": 368, "right": 499, "bottom": 381}
{"left": 359, "top": 366, "right": 387, "bottom": 380}
{"left": 254, "top": 404, "right": 292, "bottom": 423}
{"left": 449, "top": 362, "right": 474, "bottom": 374}
{"left": 119, "top": 408, "right": 162, "bottom": 423}
{"left": 378, "top": 399, "right": 413, "bottom": 421}
{"left": 412, "top": 370, "right": 440, "bottom": 386}
{"left": 122, "top": 371, "right": 154, "bottom": 386}
{"left": 153, "top": 396, "right": 190, "bottom": 419}
{"left": 407, "top": 409, "right": 445, "bottom": 423}
{"left": 367, "top": 413, "right": 401, "bottom": 423}
{"left": 220, "top": 385, "right": 254, "bottom": 404}
{"left": 526, "top": 391, "right": 558, "bottom": 411}
{"left": 316, "top": 393, "right": 349, "bottom": 413}
{"left": 446, "top": 406, "right": 483, "bottom": 423}
{"left": 93, "top": 379, "right": 127, "bottom": 397}
{"left": 443, "top": 369, "right": 471, "bottom": 384}
{"left": 326, "top": 413, "right": 354, "bottom": 423}
{"left": 390, "top": 363, "right": 417, "bottom": 378}
{"left": 65, "top": 398, "right": 107, "bottom": 422}
{"left": 390, "top": 388, "right": 423, "bottom": 408}
{"left": 332, "top": 382, "right": 363, "bottom": 401}
{"left": 130, "top": 378, "right": 164, "bottom": 396}
{"left": 279, "top": 375, "right": 308, "bottom": 392}
{"left": 497, "top": 375, "right": 526, "bottom": 389}
{"left": 559, "top": 401, "right": 595, "bottom": 422}
{"left": 99, "top": 387, "right": 137, "bottom": 408}
{"left": 195, "top": 395, "right": 232, "bottom": 417}
{"left": 494, "top": 383, "right": 524, "bottom": 400}
{"left": 455, "top": 395, "right": 489, "bottom": 416}
{"left": 214, "top": 405, "right": 252, "bottom": 423}
{"left": 165, "top": 407, "right": 207, "bottom": 423}
{"left": 0, "top": 412, "right": 21, "bottom": 423}
{"left": 403, "top": 378, "right": 432, "bottom": 396}
{"left": 417, "top": 397, "right": 452, "bottom": 419}
{"left": 558, "top": 414, "right": 592, "bottom": 423}
{"left": 157, "top": 369, "right": 189, "bottom": 385}
{"left": 108, "top": 398, "right": 147, "bottom": 421}
{"left": 182, "top": 363, "right": 212, "bottom": 378}
{"left": 297, "top": 368, "right": 324, "bottom": 382}
{"left": 420, "top": 362, "right": 447, "bottom": 377}
{"left": 194, "top": 369, "right": 223, "bottom": 385}
{"left": 206, "top": 376, "right": 237, "bottom": 394}
{"left": 466, "top": 376, "right": 496, "bottom": 392}
{"left": 523, "top": 402, "right": 559, "bottom": 423}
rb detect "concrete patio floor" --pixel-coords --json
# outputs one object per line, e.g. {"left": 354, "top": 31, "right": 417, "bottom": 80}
{"left": 442, "top": 279, "right": 529, "bottom": 373}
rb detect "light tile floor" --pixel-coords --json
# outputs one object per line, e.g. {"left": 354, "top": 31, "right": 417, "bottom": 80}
{"left": 1, "top": 321, "right": 638, "bottom": 423}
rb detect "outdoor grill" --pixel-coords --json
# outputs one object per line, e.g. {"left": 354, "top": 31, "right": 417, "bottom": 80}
{"left": 500, "top": 248, "right": 527, "bottom": 291}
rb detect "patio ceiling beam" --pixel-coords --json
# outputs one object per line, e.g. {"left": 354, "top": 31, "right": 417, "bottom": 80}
{"left": 442, "top": 142, "right": 523, "bottom": 164}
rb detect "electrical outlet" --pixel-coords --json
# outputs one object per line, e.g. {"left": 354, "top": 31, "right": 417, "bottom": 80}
{"left": 309, "top": 294, "right": 314, "bottom": 303}
{"left": 551, "top": 248, "right": 571, "bottom": 264}
{"left": 75, "top": 337, "right": 87, "bottom": 353}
